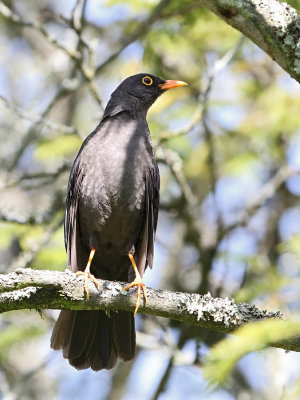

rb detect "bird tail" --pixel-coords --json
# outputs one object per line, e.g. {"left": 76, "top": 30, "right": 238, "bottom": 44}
{"left": 50, "top": 309, "right": 135, "bottom": 371}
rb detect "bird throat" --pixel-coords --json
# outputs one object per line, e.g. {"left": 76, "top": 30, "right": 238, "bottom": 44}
{"left": 103, "top": 93, "right": 153, "bottom": 120}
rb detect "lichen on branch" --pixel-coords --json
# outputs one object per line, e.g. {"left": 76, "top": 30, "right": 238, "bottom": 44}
{"left": 0, "top": 268, "right": 299, "bottom": 352}
{"left": 200, "top": 0, "right": 300, "bottom": 82}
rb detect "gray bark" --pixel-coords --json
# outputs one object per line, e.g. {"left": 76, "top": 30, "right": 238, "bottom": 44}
{"left": 1, "top": 268, "right": 299, "bottom": 352}
{"left": 200, "top": 0, "right": 300, "bottom": 82}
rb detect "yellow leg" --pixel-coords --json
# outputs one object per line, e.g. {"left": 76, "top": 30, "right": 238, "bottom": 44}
{"left": 76, "top": 248, "right": 101, "bottom": 300}
{"left": 123, "top": 253, "right": 147, "bottom": 316}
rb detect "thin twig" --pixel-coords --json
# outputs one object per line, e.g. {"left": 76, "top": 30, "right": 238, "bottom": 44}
{"left": 8, "top": 216, "right": 64, "bottom": 272}
{"left": 219, "top": 165, "right": 300, "bottom": 240}
{"left": 0, "top": 95, "right": 78, "bottom": 136}
{"left": 94, "top": 0, "right": 172, "bottom": 76}
{"left": 1, "top": 162, "right": 71, "bottom": 190}
{"left": 0, "top": 2, "right": 81, "bottom": 60}
{"left": 7, "top": 83, "right": 73, "bottom": 171}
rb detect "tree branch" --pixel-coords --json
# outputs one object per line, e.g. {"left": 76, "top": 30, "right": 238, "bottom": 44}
{"left": 200, "top": 0, "right": 300, "bottom": 82}
{"left": 0, "top": 268, "right": 299, "bottom": 352}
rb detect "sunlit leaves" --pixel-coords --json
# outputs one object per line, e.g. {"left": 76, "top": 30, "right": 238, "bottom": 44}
{"left": 278, "top": 234, "right": 300, "bottom": 262}
{"left": 0, "top": 324, "right": 45, "bottom": 357}
{"left": 34, "top": 135, "right": 81, "bottom": 161}
{"left": 204, "top": 319, "right": 300, "bottom": 385}
{"left": 235, "top": 268, "right": 289, "bottom": 303}
{"left": 34, "top": 226, "right": 66, "bottom": 270}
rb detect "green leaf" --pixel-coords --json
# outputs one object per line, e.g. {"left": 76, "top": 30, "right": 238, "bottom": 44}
{"left": 0, "top": 223, "right": 27, "bottom": 249}
{"left": 281, "top": 375, "right": 300, "bottom": 400}
{"left": 0, "top": 324, "right": 45, "bottom": 356}
{"left": 34, "top": 135, "right": 81, "bottom": 161}
{"left": 33, "top": 226, "right": 66, "bottom": 270}
{"left": 224, "top": 152, "right": 259, "bottom": 175}
{"left": 35, "top": 247, "right": 66, "bottom": 270}
{"left": 204, "top": 319, "right": 300, "bottom": 385}
{"left": 235, "top": 268, "right": 289, "bottom": 303}
{"left": 278, "top": 235, "right": 300, "bottom": 261}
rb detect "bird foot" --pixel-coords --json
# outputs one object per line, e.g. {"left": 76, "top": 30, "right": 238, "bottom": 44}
{"left": 76, "top": 271, "right": 101, "bottom": 300}
{"left": 123, "top": 277, "right": 147, "bottom": 316}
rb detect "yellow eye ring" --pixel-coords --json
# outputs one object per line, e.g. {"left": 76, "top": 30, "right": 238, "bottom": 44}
{"left": 142, "top": 76, "right": 153, "bottom": 86}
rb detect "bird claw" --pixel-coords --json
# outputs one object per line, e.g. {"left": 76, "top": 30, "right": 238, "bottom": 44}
{"left": 76, "top": 271, "right": 101, "bottom": 300}
{"left": 123, "top": 277, "right": 147, "bottom": 316}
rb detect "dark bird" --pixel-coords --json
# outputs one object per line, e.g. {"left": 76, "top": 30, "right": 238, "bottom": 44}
{"left": 50, "top": 73, "right": 187, "bottom": 371}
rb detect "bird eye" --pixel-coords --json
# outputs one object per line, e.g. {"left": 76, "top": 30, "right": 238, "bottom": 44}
{"left": 142, "top": 76, "right": 153, "bottom": 86}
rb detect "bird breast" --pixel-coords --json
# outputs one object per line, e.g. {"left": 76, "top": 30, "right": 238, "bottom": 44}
{"left": 78, "top": 112, "right": 155, "bottom": 230}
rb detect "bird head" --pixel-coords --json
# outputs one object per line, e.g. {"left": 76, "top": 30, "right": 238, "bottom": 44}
{"left": 103, "top": 73, "right": 187, "bottom": 119}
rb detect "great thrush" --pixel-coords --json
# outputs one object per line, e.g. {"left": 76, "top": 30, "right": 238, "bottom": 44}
{"left": 50, "top": 73, "right": 187, "bottom": 371}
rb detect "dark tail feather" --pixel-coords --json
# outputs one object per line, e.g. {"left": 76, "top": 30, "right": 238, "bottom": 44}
{"left": 50, "top": 310, "right": 135, "bottom": 371}
{"left": 112, "top": 311, "right": 136, "bottom": 360}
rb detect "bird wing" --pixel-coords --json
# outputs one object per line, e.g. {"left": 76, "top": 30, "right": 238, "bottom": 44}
{"left": 64, "top": 155, "right": 83, "bottom": 272}
{"left": 136, "top": 164, "right": 160, "bottom": 276}
{"left": 147, "top": 163, "right": 160, "bottom": 269}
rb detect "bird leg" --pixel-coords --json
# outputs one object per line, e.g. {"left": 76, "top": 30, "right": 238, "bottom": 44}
{"left": 76, "top": 248, "right": 101, "bottom": 300}
{"left": 123, "top": 253, "right": 147, "bottom": 316}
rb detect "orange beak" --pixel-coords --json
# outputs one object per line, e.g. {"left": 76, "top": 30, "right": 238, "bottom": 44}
{"left": 158, "top": 80, "right": 188, "bottom": 90}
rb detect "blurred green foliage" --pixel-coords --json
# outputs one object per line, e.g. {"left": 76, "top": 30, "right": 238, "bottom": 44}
{"left": 204, "top": 319, "right": 300, "bottom": 385}
{"left": 0, "top": 0, "right": 299, "bottom": 398}
{"left": 0, "top": 324, "right": 45, "bottom": 357}
{"left": 34, "top": 135, "right": 82, "bottom": 162}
